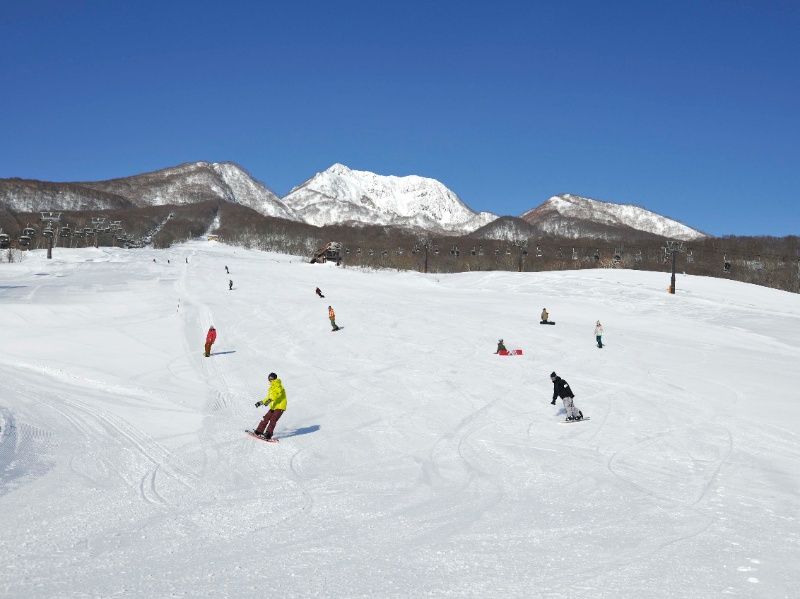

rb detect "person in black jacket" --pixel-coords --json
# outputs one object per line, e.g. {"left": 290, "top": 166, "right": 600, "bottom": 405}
{"left": 550, "top": 371, "right": 583, "bottom": 421}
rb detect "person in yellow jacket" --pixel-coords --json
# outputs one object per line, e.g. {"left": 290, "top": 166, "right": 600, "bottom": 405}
{"left": 253, "top": 373, "right": 287, "bottom": 440}
{"left": 328, "top": 305, "right": 340, "bottom": 331}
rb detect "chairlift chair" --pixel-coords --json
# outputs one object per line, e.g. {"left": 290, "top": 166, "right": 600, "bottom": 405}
{"left": 478, "top": 245, "right": 484, "bottom": 256}
{"left": 60, "top": 225, "right": 71, "bottom": 238}
{"left": 0, "top": 231, "right": 10, "bottom": 249}
{"left": 470, "top": 247, "right": 476, "bottom": 256}
{"left": 43, "top": 227, "right": 54, "bottom": 238}
{"left": 572, "top": 248, "right": 578, "bottom": 260}
{"left": 536, "top": 245, "right": 543, "bottom": 258}
{"left": 687, "top": 251, "right": 694, "bottom": 264}
{"left": 505, "top": 247, "right": 511, "bottom": 255}
{"left": 23, "top": 225, "right": 36, "bottom": 237}
{"left": 635, "top": 250, "right": 643, "bottom": 263}
{"left": 556, "top": 248, "right": 563, "bottom": 259}
{"left": 594, "top": 250, "right": 600, "bottom": 261}
{"left": 19, "top": 235, "right": 31, "bottom": 247}
{"left": 723, "top": 255, "right": 732, "bottom": 273}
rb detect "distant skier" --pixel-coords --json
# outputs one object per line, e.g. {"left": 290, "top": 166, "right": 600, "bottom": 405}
{"left": 328, "top": 306, "right": 340, "bottom": 331}
{"left": 204, "top": 326, "right": 217, "bottom": 357}
{"left": 594, "top": 321, "right": 604, "bottom": 348}
{"left": 229, "top": 279, "right": 233, "bottom": 290}
{"left": 225, "top": 265, "right": 229, "bottom": 274}
{"left": 316, "top": 287, "right": 325, "bottom": 298}
{"left": 550, "top": 371, "right": 583, "bottom": 421}
{"left": 495, "top": 339, "right": 507, "bottom": 354}
{"left": 252, "top": 372, "right": 287, "bottom": 440}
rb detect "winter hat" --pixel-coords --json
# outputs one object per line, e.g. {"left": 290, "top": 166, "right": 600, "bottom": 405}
{"left": 268, "top": 372, "right": 277, "bottom": 381}
{"left": 499, "top": 339, "right": 503, "bottom": 343}
{"left": 550, "top": 371, "right": 557, "bottom": 378}
{"left": 210, "top": 325, "right": 215, "bottom": 329}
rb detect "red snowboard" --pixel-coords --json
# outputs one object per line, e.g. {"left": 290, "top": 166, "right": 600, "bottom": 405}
{"left": 497, "top": 349, "right": 523, "bottom": 355}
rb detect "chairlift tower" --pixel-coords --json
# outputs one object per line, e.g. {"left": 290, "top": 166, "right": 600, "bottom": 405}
{"left": 663, "top": 240, "right": 686, "bottom": 294}
{"left": 92, "top": 217, "right": 106, "bottom": 248}
{"left": 40, "top": 212, "right": 61, "bottom": 259}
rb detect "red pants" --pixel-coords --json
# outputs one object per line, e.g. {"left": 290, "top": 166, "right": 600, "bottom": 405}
{"left": 255, "top": 409, "right": 284, "bottom": 438}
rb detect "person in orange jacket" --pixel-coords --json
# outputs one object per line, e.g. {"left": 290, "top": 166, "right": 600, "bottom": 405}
{"left": 328, "top": 306, "right": 340, "bottom": 331}
{"left": 204, "top": 326, "right": 217, "bottom": 357}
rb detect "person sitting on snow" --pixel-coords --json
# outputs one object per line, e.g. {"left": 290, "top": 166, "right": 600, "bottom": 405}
{"left": 496, "top": 339, "right": 507, "bottom": 354}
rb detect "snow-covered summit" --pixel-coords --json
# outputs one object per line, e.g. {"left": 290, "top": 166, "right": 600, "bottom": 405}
{"left": 0, "top": 162, "right": 300, "bottom": 221}
{"left": 521, "top": 194, "right": 707, "bottom": 241}
{"left": 282, "top": 164, "right": 498, "bottom": 234}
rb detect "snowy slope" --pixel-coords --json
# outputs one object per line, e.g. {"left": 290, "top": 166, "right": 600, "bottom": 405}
{"left": 1, "top": 242, "right": 798, "bottom": 598}
{"left": 0, "top": 162, "right": 300, "bottom": 221}
{"left": 521, "top": 194, "right": 707, "bottom": 240}
{"left": 282, "top": 163, "right": 498, "bottom": 233}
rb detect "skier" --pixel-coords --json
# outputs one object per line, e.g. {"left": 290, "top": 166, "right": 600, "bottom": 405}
{"left": 253, "top": 373, "right": 287, "bottom": 440}
{"left": 550, "top": 371, "right": 583, "bottom": 421}
{"left": 225, "top": 265, "right": 229, "bottom": 274}
{"left": 316, "top": 287, "right": 325, "bottom": 298}
{"left": 204, "top": 326, "right": 217, "bottom": 357}
{"left": 594, "top": 321, "right": 604, "bottom": 348}
{"left": 495, "top": 339, "right": 507, "bottom": 354}
{"left": 229, "top": 279, "right": 233, "bottom": 291}
{"left": 328, "top": 306, "right": 340, "bottom": 331}
{"left": 541, "top": 308, "right": 549, "bottom": 324}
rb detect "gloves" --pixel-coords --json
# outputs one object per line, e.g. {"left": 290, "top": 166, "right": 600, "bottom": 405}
{"left": 255, "top": 401, "right": 262, "bottom": 408}
{"left": 550, "top": 399, "right": 556, "bottom": 405}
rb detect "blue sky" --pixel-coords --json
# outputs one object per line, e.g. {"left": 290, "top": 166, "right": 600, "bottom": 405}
{"left": 1, "top": 0, "right": 798, "bottom": 236}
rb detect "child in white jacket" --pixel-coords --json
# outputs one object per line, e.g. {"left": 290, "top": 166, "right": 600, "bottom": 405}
{"left": 594, "top": 321, "right": 604, "bottom": 348}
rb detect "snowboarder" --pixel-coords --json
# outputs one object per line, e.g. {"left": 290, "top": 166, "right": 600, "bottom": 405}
{"left": 550, "top": 371, "right": 583, "bottom": 421}
{"left": 594, "top": 321, "right": 604, "bottom": 348}
{"left": 253, "top": 373, "right": 287, "bottom": 440}
{"left": 496, "top": 339, "right": 507, "bottom": 354}
{"left": 541, "top": 308, "right": 549, "bottom": 323}
{"left": 328, "top": 306, "right": 340, "bottom": 331}
{"left": 229, "top": 279, "right": 233, "bottom": 290}
{"left": 225, "top": 265, "right": 229, "bottom": 274}
{"left": 316, "top": 287, "right": 325, "bottom": 298}
{"left": 204, "top": 326, "right": 217, "bottom": 357}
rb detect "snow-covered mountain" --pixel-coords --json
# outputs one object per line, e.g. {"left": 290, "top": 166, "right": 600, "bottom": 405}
{"left": 0, "top": 162, "right": 299, "bottom": 221}
{"left": 282, "top": 163, "right": 499, "bottom": 234}
{"left": 520, "top": 194, "right": 707, "bottom": 241}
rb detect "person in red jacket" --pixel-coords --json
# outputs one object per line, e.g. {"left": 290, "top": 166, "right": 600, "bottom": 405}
{"left": 204, "top": 326, "right": 217, "bottom": 357}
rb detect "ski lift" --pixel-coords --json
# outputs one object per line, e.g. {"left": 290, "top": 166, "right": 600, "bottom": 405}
{"left": 18, "top": 235, "right": 31, "bottom": 247}
{"left": 635, "top": 250, "right": 643, "bottom": 263}
{"left": 43, "top": 226, "right": 54, "bottom": 238}
{"left": 613, "top": 248, "right": 622, "bottom": 264}
{"left": 572, "top": 248, "right": 578, "bottom": 260}
{"left": 723, "top": 254, "right": 732, "bottom": 273}
{"left": 356, "top": 247, "right": 362, "bottom": 255}
{"left": 83, "top": 227, "right": 92, "bottom": 236}
{"left": 536, "top": 245, "right": 543, "bottom": 258}
{"left": 381, "top": 249, "right": 388, "bottom": 257}
{"left": 494, "top": 247, "right": 500, "bottom": 257}
{"left": 396, "top": 247, "right": 403, "bottom": 256}
{"left": 594, "top": 249, "right": 600, "bottom": 262}
{"left": 752, "top": 255, "right": 763, "bottom": 270}
{"left": 505, "top": 247, "right": 511, "bottom": 255}
{"left": 470, "top": 247, "right": 476, "bottom": 256}
{"left": 450, "top": 245, "right": 458, "bottom": 256}
{"left": 73, "top": 230, "right": 83, "bottom": 239}
{"left": 556, "top": 247, "right": 563, "bottom": 259}
{"left": 433, "top": 245, "right": 439, "bottom": 256}
{"left": 0, "top": 230, "right": 10, "bottom": 249}
{"left": 60, "top": 225, "right": 72, "bottom": 238}
{"left": 478, "top": 245, "right": 484, "bottom": 256}
{"left": 687, "top": 250, "right": 694, "bottom": 264}
{"left": 23, "top": 225, "right": 36, "bottom": 237}
{"left": 368, "top": 248, "right": 374, "bottom": 256}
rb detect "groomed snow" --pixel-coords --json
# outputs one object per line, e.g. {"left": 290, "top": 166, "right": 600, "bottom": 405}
{"left": 1, "top": 242, "right": 798, "bottom": 598}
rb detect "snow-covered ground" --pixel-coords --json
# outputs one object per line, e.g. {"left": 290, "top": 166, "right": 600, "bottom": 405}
{"left": 1, "top": 241, "right": 798, "bottom": 598}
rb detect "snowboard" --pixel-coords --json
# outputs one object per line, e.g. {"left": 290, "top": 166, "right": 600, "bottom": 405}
{"left": 558, "top": 417, "right": 590, "bottom": 424}
{"left": 497, "top": 349, "right": 523, "bottom": 355}
{"left": 539, "top": 321, "right": 556, "bottom": 325}
{"left": 245, "top": 430, "right": 279, "bottom": 443}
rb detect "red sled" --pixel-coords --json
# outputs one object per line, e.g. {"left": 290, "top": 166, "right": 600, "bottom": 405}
{"left": 498, "top": 350, "right": 523, "bottom": 355}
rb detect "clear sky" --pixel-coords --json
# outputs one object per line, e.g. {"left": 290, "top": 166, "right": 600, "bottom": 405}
{"left": 1, "top": 0, "right": 798, "bottom": 237}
